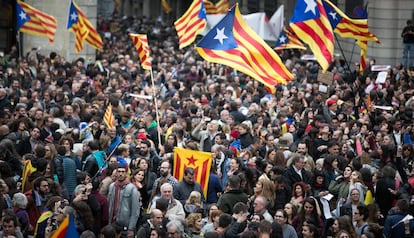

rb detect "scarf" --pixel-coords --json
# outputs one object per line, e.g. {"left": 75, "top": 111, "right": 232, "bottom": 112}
{"left": 33, "top": 190, "right": 46, "bottom": 207}
{"left": 111, "top": 178, "right": 130, "bottom": 222}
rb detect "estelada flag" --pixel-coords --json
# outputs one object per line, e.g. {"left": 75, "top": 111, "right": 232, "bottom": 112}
{"left": 22, "top": 160, "right": 36, "bottom": 192}
{"left": 51, "top": 215, "right": 79, "bottom": 238}
{"left": 173, "top": 147, "right": 212, "bottom": 197}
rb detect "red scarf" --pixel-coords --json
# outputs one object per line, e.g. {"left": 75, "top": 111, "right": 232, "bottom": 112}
{"left": 111, "top": 178, "right": 130, "bottom": 222}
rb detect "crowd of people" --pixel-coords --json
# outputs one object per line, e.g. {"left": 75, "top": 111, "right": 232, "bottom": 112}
{"left": 0, "top": 11, "right": 413, "bottom": 238}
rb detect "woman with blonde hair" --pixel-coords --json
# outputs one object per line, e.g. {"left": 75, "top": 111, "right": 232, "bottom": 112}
{"left": 248, "top": 175, "right": 275, "bottom": 215}
{"left": 185, "top": 191, "right": 204, "bottom": 215}
{"left": 186, "top": 213, "right": 203, "bottom": 238}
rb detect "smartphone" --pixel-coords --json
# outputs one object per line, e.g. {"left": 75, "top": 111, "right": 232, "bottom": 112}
{"left": 204, "top": 117, "right": 211, "bottom": 122}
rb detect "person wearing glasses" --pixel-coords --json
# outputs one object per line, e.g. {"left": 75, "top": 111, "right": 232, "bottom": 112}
{"left": 108, "top": 164, "right": 140, "bottom": 238}
{"left": 353, "top": 205, "right": 369, "bottom": 237}
{"left": 340, "top": 188, "right": 364, "bottom": 219}
{"left": 274, "top": 209, "right": 298, "bottom": 238}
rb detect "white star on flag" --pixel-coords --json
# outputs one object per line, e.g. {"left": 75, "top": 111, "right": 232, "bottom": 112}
{"left": 329, "top": 11, "right": 337, "bottom": 20}
{"left": 279, "top": 35, "right": 287, "bottom": 43}
{"left": 19, "top": 11, "right": 27, "bottom": 20}
{"left": 304, "top": 0, "right": 317, "bottom": 15}
{"left": 214, "top": 27, "right": 228, "bottom": 45}
{"left": 70, "top": 12, "right": 78, "bottom": 21}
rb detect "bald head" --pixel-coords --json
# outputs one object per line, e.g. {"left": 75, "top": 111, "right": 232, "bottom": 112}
{"left": 151, "top": 209, "right": 164, "bottom": 228}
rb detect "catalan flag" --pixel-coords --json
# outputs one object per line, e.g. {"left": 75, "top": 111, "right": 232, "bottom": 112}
{"left": 161, "top": 0, "right": 172, "bottom": 14}
{"left": 366, "top": 90, "right": 371, "bottom": 111}
{"left": 51, "top": 215, "right": 79, "bottom": 238}
{"left": 67, "top": 0, "right": 103, "bottom": 52}
{"left": 129, "top": 33, "right": 152, "bottom": 70}
{"left": 204, "top": 0, "right": 229, "bottom": 14}
{"left": 281, "top": 118, "right": 295, "bottom": 135}
{"left": 174, "top": 0, "right": 207, "bottom": 49}
{"left": 103, "top": 104, "right": 115, "bottom": 129}
{"left": 196, "top": 4, "right": 293, "bottom": 93}
{"left": 357, "top": 40, "right": 368, "bottom": 73}
{"left": 275, "top": 28, "right": 307, "bottom": 51}
{"left": 289, "top": 0, "right": 334, "bottom": 72}
{"left": 22, "top": 159, "right": 36, "bottom": 193}
{"left": 204, "top": 0, "right": 216, "bottom": 14}
{"left": 173, "top": 147, "right": 212, "bottom": 197}
{"left": 16, "top": 0, "right": 57, "bottom": 43}
{"left": 214, "top": 0, "right": 229, "bottom": 14}
{"left": 322, "top": 0, "right": 379, "bottom": 43}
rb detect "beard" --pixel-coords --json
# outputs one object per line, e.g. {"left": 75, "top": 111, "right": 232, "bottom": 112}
{"left": 160, "top": 171, "right": 168, "bottom": 177}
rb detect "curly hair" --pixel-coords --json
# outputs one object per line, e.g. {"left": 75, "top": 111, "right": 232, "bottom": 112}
{"left": 72, "top": 201, "right": 93, "bottom": 231}
{"left": 186, "top": 213, "right": 202, "bottom": 230}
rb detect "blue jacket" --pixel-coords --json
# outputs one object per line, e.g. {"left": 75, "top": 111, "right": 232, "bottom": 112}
{"left": 383, "top": 212, "right": 414, "bottom": 238}
{"left": 206, "top": 173, "right": 223, "bottom": 204}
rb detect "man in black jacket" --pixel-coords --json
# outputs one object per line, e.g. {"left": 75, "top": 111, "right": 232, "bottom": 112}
{"left": 137, "top": 209, "right": 164, "bottom": 238}
{"left": 283, "top": 155, "right": 312, "bottom": 188}
{"left": 173, "top": 167, "right": 204, "bottom": 205}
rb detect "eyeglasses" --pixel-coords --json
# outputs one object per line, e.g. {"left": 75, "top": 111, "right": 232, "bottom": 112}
{"left": 275, "top": 215, "right": 284, "bottom": 218}
{"left": 168, "top": 231, "right": 178, "bottom": 236}
{"left": 118, "top": 170, "right": 127, "bottom": 173}
{"left": 351, "top": 193, "right": 360, "bottom": 196}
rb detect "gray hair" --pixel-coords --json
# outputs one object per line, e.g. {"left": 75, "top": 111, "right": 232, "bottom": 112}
{"left": 73, "top": 184, "right": 86, "bottom": 196}
{"left": 12, "top": 193, "right": 28, "bottom": 209}
{"left": 160, "top": 182, "right": 173, "bottom": 193}
{"left": 80, "top": 230, "right": 96, "bottom": 238}
{"left": 166, "top": 220, "right": 184, "bottom": 234}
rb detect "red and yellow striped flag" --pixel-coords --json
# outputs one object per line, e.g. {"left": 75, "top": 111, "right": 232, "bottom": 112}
{"left": 203, "top": 0, "right": 215, "bottom": 14}
{"left": 22, "top": 160, "right": 36, "bottom": 192}
{"left": 129, "top": 33, "right": 152, "bottom": 70}
{"left": 51, "top": 215, "right": 79, "bottom": 238}
{"left": 103, "top": 104, "right": 115, "bottom": 129}
{"left": 174, "top": 0, "right": 207, "bottom": 49}
{"left": 67, "top": 0, "right": 103, "bottom": 52}
{"left": 173, "top": 147, "right": 212, "bottom": 197}
{"left": 214, "top": 0, "right": 229, "bottom": 14}
{"left": 16, "top": 0, "right": 57, "bottom": 43}
{"left": 366, "top": 91, "right": 371, "bottom": 111}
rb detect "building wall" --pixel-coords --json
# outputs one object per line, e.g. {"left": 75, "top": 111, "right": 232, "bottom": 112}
{"left": 23, "top": 0, "right": 413, "bottom": 67}
{"left": 335, "top": 0, "right": 413, "bottom": 67}
{"left": 22, "top": 0, "right": 98, "bottom": 62}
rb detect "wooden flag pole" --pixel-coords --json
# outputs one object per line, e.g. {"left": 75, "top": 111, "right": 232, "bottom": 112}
{"left": 149, "top": 69, "right": 162, "bottom": 146}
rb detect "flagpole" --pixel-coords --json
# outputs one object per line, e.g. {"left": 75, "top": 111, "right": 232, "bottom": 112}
{"left": 334, "top": 34, "right": 352, "bottom": 72}
{"left": 103, "top": 115, "right": 142, "bottom": 164}
{"left": 149, "top": 69, "right": 162, "bottom": 146}
{"left": 18, "top": 31, "right": 23, "bottom": 63}
{"left": 349, "top": 41, "right": 357, "bottom": 70}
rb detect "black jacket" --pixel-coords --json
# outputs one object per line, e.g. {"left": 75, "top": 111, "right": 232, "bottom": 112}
{"left": 283, "top": 165, "right": 312, "bottom": 188}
